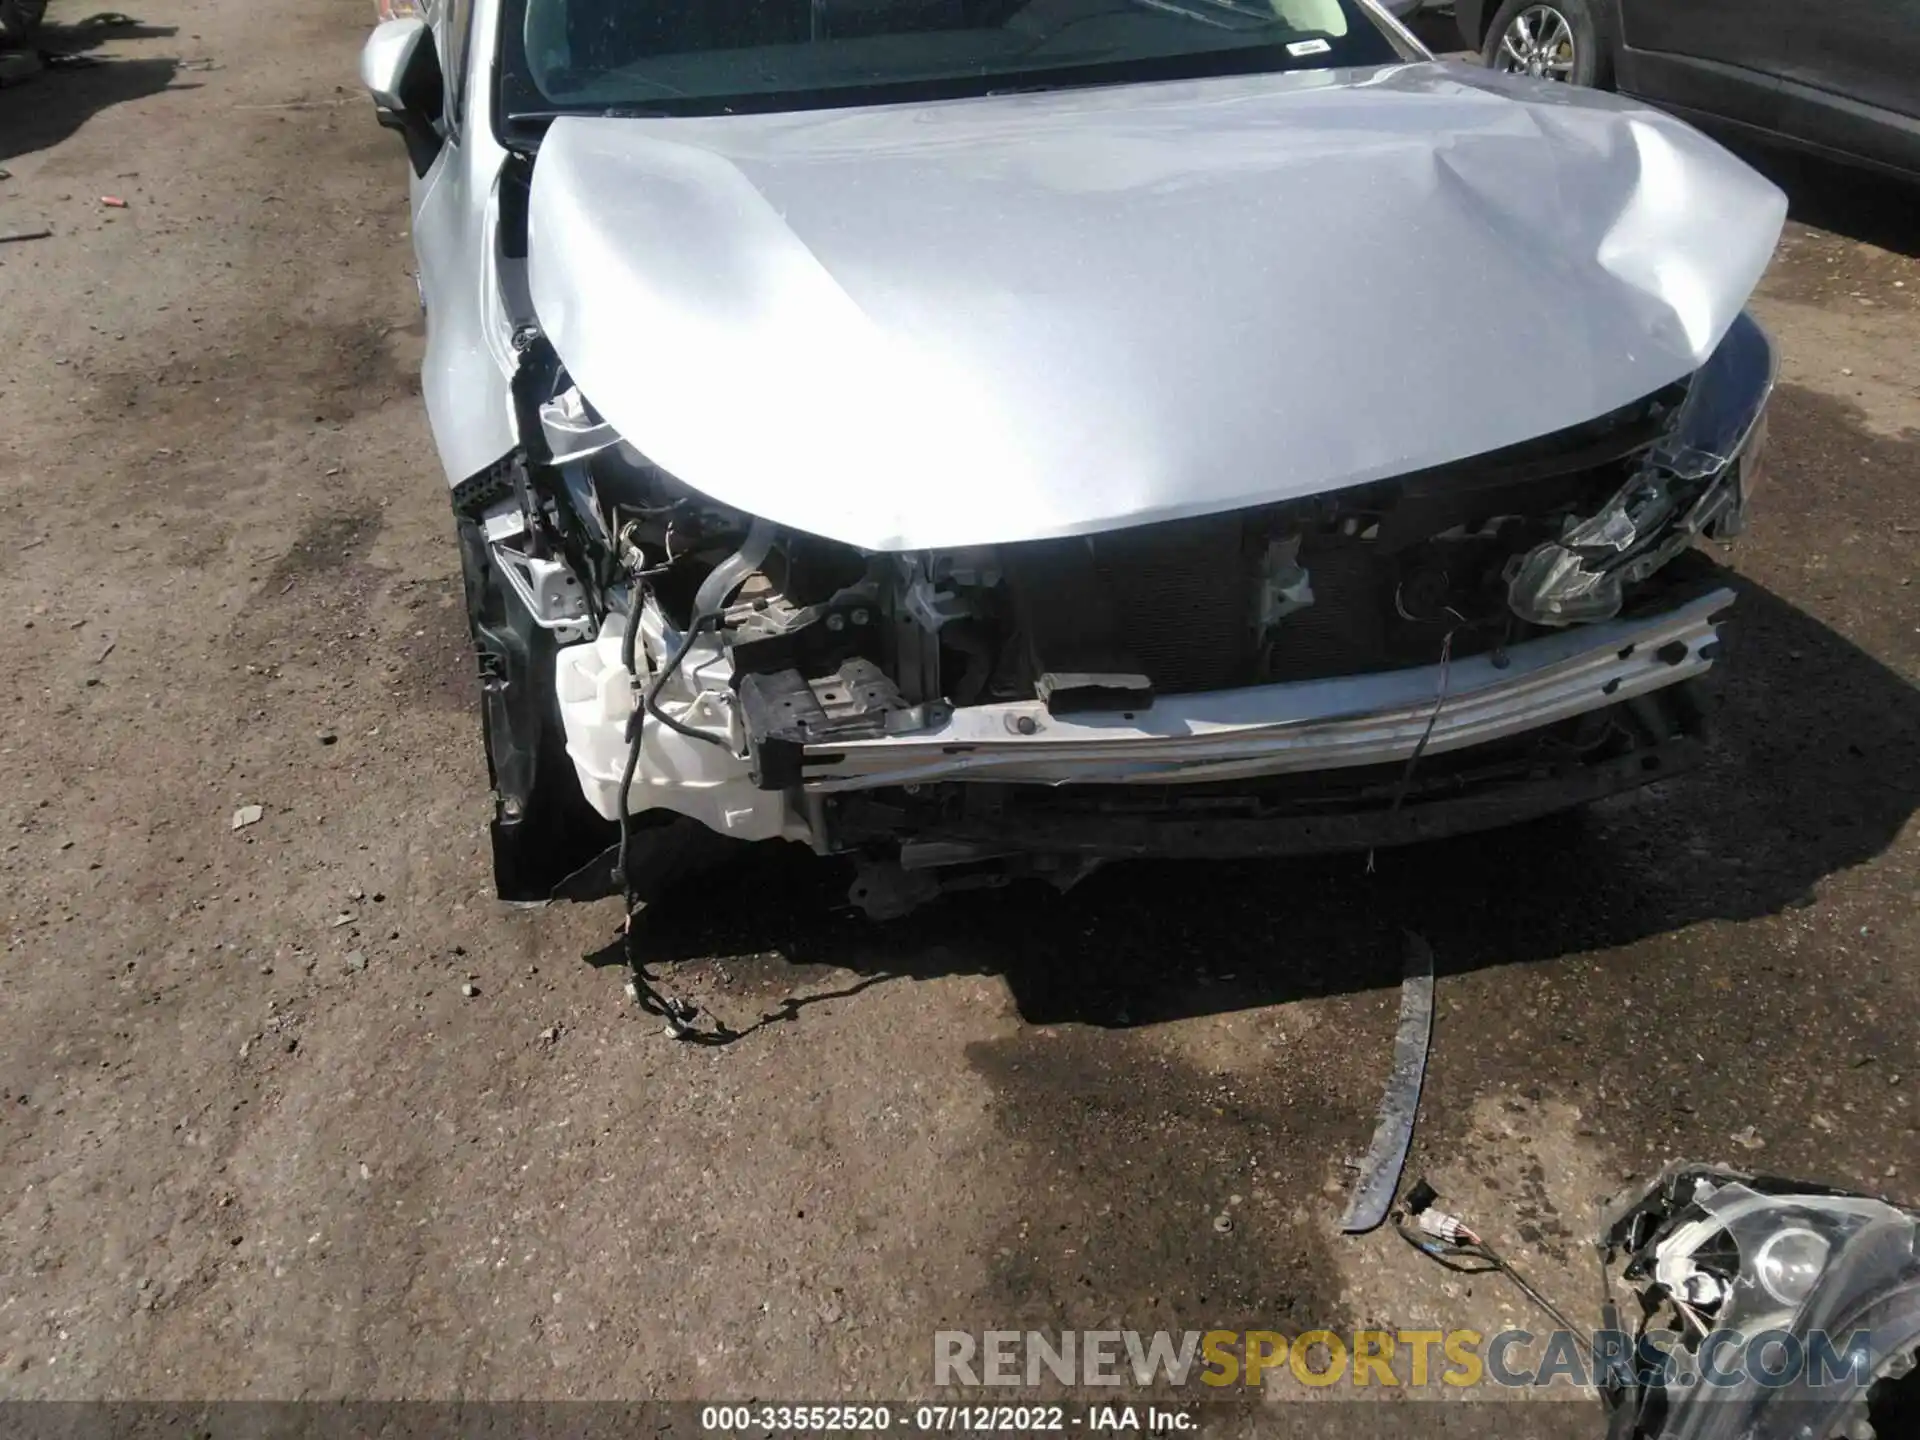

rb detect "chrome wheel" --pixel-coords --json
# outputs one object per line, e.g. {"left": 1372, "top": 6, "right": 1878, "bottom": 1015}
{"left": 1495, "top": 4, "right": 1576, "bottom": 80}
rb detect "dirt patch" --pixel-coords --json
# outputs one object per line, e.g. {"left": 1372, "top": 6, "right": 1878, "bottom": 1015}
{"left": 229, "top": 504, "right": 391, "bottom": 687}
{"left": 965, "top": 1024, "right": 1354, "bottom": 1359}
{"left": 1762, "top": 222, "right": 1920, "bottom": 310}
{"left": 86, "top": 316, "right": 418, "bottom": 437}
{"left": 391, "top": 573, "right": 479, "bottom": 713}
{"left": 254, "top": 507, "right": 386, "bottom": 593}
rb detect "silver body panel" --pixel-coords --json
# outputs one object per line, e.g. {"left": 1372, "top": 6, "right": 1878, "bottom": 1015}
{"left": 410, "top": 0, "right": 523, "bottom": 489}
{"left": 526, "top": 64, "right": 1784, "bottom": 551}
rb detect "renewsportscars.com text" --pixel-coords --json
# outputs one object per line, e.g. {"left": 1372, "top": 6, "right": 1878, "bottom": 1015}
{"left": 933, "top": 1328, "right": 1876, "bottom": 1391}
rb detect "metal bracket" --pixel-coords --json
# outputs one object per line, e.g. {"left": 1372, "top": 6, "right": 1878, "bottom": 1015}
{"left": 487, "top": 529, "right": 592, "bottom": 645}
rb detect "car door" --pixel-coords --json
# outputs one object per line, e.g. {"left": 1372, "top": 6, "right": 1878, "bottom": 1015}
{"left": 1612, "top": 0, "right": 1802, "bottom": 135}
{"left": 1780, "top": 0, "right": 1920, "bottom": 174}
{"left": 1796, "top": 0, "right": 1920, "bottom": 118}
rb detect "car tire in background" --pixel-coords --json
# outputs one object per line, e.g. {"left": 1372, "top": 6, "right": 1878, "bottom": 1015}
{"left": 0, "top": 0, "right": 48, "bottom": 47}
{"left": 1480, "top": 0, "right": 1612, "bottom": 89}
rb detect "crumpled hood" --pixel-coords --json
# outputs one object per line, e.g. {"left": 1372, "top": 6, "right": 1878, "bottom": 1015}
{"left": 527, "top": 62, "right": 1785, "bottom": 552}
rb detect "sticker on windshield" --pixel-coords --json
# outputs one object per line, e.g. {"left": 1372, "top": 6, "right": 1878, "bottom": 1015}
{"left": 1286, "top": 38, "right": 1332, "bottom": 56}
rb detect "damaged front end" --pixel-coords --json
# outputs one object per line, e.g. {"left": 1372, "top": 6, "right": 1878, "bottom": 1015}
{"left": 463, "top": 309, "right": 1772, "bottom": 911}
{"left": 1600, "top": 1165, "right": 1920, "bottom": 1440}
{"left": 1508, "top": 310, "right": 1774, "bottom": 627}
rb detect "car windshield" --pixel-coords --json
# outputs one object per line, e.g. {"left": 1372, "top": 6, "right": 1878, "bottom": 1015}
{"left": 500, "top": 0, "right": 1412, "bottom": 119}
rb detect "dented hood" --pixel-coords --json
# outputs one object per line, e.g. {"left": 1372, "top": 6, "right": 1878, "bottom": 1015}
{"left": 527, "top": 63, "right": 1785, "bottom": 552}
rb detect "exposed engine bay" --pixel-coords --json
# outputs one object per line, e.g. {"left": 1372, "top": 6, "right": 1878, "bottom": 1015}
{"left": 456, "top": 311, "right": 1772, "bottom": 909}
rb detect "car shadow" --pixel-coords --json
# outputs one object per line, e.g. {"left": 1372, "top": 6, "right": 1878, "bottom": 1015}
{"left": 0, "top": 15, "right": 180, "bottom": 167}
{"left": 1719, "top": 142, "right": 1920, "bottom": 258}
{"left": 600, "top": 570, "right": 1919, "bottom": 1035}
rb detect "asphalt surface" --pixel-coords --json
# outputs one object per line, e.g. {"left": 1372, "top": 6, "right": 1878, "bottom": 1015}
{"left": 0, "top": 0, "right": 1915, "bottom": 1425}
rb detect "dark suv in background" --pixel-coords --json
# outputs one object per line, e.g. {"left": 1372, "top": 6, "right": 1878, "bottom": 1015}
{"left": 0, "top": 0, "right": 48, "bottom": 47}
{"left": 1457, "top": 0, "right": 1920, "bottom": 181}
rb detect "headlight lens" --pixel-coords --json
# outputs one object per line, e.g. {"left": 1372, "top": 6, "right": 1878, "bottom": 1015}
{"left": 1508, "top": 312, "right": 1776, "bottom": 626}
{"left": 1677, "top": 311, "right": 1777, "bottom": 465}
{"left": 1755, "top": 1226, "right": 1830, "bottom": 1307}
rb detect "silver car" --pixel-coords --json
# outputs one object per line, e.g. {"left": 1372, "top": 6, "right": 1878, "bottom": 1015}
{"left": 362, "top": 0, "right": 1784, "bottom": 914}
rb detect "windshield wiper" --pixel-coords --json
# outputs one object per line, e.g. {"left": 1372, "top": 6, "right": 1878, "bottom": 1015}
{"left": 506, "top": 105, "right": 684, "bottom": 123}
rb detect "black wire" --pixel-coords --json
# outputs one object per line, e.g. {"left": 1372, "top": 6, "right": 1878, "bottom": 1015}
{"left": 1392, "top": 1216, "right": 1596, "bottom": 1361}
{"left": 643, "top": 617, "right": 718, "bottom": 744}
{"left": 619, "top": 588, "right": 643, "bottom": 676}
{"left": 611, "top": 711, "right": 645, "bottom": 888}
{"left": 1391, "top": 1216, "right": 1499, "bottom": 1274}
{"left": 644, "top": 623, "right": 731, "bottom": 750}
{"left": 611, "top": 594, "right": 648, "bottom": 889}
{"left": 1366, "top": 627, "right": 1456, "bottom": 873}
{"left": 1473, "top": 1237, "right": 1596, "bottom": 1357}
{"left": 621, "top": 911, "right": 717, "bottom": 1040}
{"left": 611, "top": 605, "right": 714, "bottom": 886}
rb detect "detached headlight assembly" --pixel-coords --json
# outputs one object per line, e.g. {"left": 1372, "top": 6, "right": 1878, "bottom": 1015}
{"left": 1602, "top": 1166, "right": 1920, "bottom": 1440}
{"left": 1509, "top": 311, "right": 1777, "bottom": 627}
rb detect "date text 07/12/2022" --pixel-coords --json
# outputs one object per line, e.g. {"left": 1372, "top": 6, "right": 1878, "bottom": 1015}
{"left": 700, "top": 1404, "right": 1198, "bottom": 1434}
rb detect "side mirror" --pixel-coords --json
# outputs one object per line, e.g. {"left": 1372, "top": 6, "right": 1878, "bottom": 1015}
{"left": 361, "top": 17, "right": 446, "bottom": 178}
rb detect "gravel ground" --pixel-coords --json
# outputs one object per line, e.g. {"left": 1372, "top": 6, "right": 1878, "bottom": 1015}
{"left": 0, "top": 0, "right": 1915, "bottom": 1420}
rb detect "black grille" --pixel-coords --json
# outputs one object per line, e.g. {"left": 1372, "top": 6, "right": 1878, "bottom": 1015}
{"left": 1092, "top": 516, "right": 1251, "bottom": 694}
{"left": 1259, "top": 546, "right": 1392, "bottom": 682}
